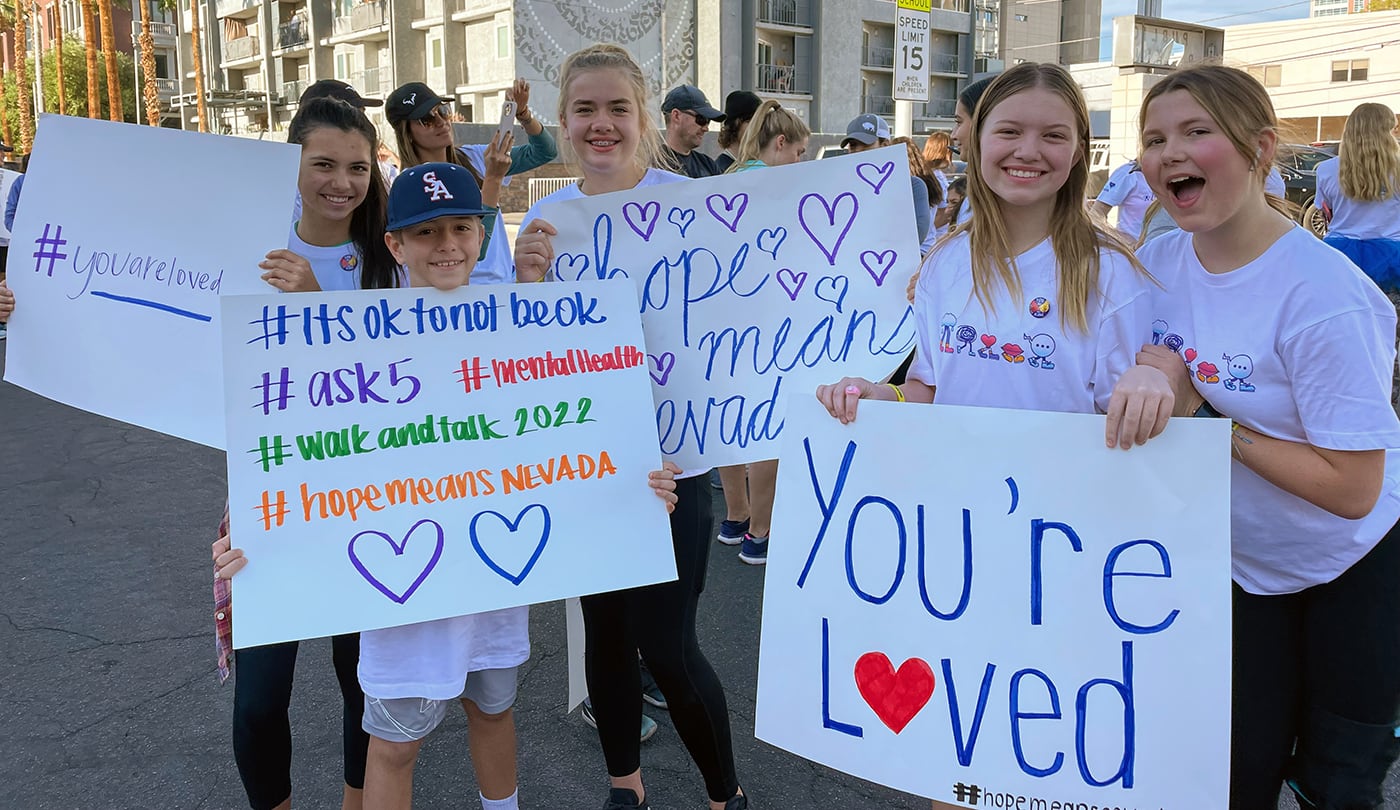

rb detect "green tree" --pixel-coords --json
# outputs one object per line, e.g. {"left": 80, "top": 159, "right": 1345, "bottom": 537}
{"left": 1, "top": 37, "right": 137, "bottom": 122}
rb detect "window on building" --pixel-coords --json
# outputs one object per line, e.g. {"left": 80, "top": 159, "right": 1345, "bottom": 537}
{"left": 1247, "top": 63, "right": 1282, "bottom": 87}
{"left": 1331, "top": 59, "right": 1368, "bottom": 82}
{"left": 496, "top": 23, "right": 510, "bottom": 58}
{"left": 429, "top": 34, "right": 442, "bottom": 69}
{"left": 154, "top": 53, "right": 170, "bottom": 78}
{"left": 1014, "top": 13, "right": 1028, "bottom": 21}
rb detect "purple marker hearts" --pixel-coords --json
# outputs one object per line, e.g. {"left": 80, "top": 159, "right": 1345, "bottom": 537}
{"left": 857, "top": 161, "right": 895, "bottom": 194}
{"left": 860, "top": 249, "right": 897, "bottom": 286}
{"left": 756, "top": 227, "right": 787, "bottom": 260}
{"left": 623, "top": 200, "right": 660, "bottom": 241}
{"left": 798, "top": 192, "right": 859, "bottom": 266}
{"left": 776, "top": 268, "right": 808, "bottom": 301}
{"left": 648, "top": 352, "right": 677, "bottom": 386}
{"left": 348, "top": 518, "right": 445, "bottom": 604}
{"left": 470, "top": 504, "right": 551, "bottom": 586}
{"left": 667, "top": 206, "right": 696, "bottom": 238}
{"left": 814, "top": 275, "right": 849, "bottom": 312}
{"left": 706, "top": 192, "right": 749, "bottom": 233}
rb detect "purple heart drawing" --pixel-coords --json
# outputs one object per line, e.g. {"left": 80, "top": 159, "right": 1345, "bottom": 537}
{"left": 348, "top": 518, "right": 445, "bottom": 604}
{"left": 470, "top": 505, "right": 551, "bottom": 586}
{"left": 706, "top": 192, "right": 749, "bottom": 233}
{"left": 554, "top": 252, "right": 591, "bottom": 281}
{"left": 856, "top": 161, "right": 895, "bottom": 194}
{"left": 776, "top": 268, "right": 808, "bottom": 301}
{"left": 648, "top": 352, "right": 676, "bottom": 386}
{"left": 756, "top": 227, "right": 787, "bottom": 260}
{"left": 814, "top": 275, "right": 849, "bottom": 312}
{"left": 623, "top": 200, "right": 660, "bottom": 241}
{"left": 860, "top": 249, "right": 897, "bottom": 286}
{"left": 667, "top": 206, "right": 696, "bottom": 238}
{"left": 799, "top": 192, "right": 860, "bottom": 266}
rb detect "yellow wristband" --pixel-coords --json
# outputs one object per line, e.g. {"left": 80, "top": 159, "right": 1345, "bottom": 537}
{"left": 887, "top": 383, "right": 905, "bottom": 403}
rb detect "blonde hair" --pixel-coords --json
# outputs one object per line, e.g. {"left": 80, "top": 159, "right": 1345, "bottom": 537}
{"left": 726, "top": 100, "right": 809, "bottom": 172}
{"left": 555, "top": 44, "right": 674, "bottom": 174}
{"left": 922, "top": 131, "right": 952, "bottom": 171}
{"left": 1138, "top": 64, "right": 1293, "bottom": 219}
{"left": 956, "top": 62, "right": 1143, "bottom": 333}
{"left": 1339, "top": 102, "right": 1400, "bottom": 202}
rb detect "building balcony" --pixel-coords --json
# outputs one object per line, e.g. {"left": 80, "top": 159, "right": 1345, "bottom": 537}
{"left": 915, "top": 98, "right": 958, "bottom": 121}
{"left": 756, "top": 0, "right": 811, "bottom": 28}
{"left": 155, "top": 77, "right": 180, "bottom": 97}
{"left": 222, "top": 35, "right": 260, "bottom": 65}
{"left": 755, "top": 62, "right": 810, "bottom": 95}
{"left": 863, "top": 45, "right": 894, "bottom": 69}
{"left": 416, "top": 0, "right": 445, "bottom": 19}
{"left": 329, "top": 1, "right": 388, "bottom": 40}
{"left": 281, "top": 78, "right": 308, "bottom": 103}
{"left": 130, "top": 20, "right": 178, "bottom": 44}
{"left": 349, "top": 66, "right": 392, "bottom": 98}
{"left": 862, "top": 94, "right": 895, "bottom": 116}
{"left": 278, "top": 15, "right": 310, "bottom": 50}
{"left": 452, "top": 0, "right": 508, "bottom": 21}
{"left": 929, "top": 51, "right": 963, "bottom": 75}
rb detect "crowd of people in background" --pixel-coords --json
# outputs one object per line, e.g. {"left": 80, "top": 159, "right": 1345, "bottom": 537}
{"left": 3, "top": 43, "right": 1400, "bottom": 810}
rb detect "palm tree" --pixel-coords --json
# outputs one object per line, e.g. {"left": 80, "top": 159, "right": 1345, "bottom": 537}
{"left": 81, "top": 0, "right": 99, "bottom": 117}
{"left": 98, "top": 0, "right": 122, "bottom": 120}
{"left": 135, "top": 0, "right": 159, "bottom": 124}
{"left": 12, "top": 0, "right": 33, "bottom": 150}
{"left": 0, "top": 0, "right": 13, "bottom": 145}
{"left": 188, "top": 0, "right": 207, "bottom": 131}
{"left": 52, "top": 0, "right": 67, "bottom": 113}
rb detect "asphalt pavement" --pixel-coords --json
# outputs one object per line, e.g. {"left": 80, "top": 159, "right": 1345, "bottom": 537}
{"left": 1, "top": 346, "right": 1395, "bottom": 809}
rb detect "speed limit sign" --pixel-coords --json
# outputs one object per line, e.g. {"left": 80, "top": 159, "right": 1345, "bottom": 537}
{"left": 895, "top": 0, "right": 931, "bottom": 102}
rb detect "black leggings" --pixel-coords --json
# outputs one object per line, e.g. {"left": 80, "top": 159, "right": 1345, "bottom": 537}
{"left": 231, "top": 633, "right": 369, "bottom": 810}
{"left": 1231, "top": 520, "right": 1400, "bottom": 809}
{"left": 581, "top": 475, "right": 739, "bottom": 802}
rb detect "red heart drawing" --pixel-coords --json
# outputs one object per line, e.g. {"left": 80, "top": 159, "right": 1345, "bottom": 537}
{"left": 854, "top": 652, "right": 936, "bottom": 734}
{"left": 980, "top": 334, "right": 996, "bottom": 349}
{"left": 1184, "top": 348, "right": 1198, "bottom": 363}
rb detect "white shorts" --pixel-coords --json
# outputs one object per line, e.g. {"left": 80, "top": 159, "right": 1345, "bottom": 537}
{"left": 361, "top": 666, "right": 519, "bottom": 743}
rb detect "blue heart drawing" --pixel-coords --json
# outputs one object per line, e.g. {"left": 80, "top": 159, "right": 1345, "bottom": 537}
{"left": 668, "top": 206, "right": 696, "bottom": 238}
{"left": 470, "top": 504, "right": 552, "bottom": 586}
{"left": 348, "top": 518, "right": 445, "bottom": 604}
{"left": 756, "top": 227, "right": 787, "bottom": 260}
{"left": 554, "top": 252, "right": 591, "bottom": 281}
{"left": 814, "top": 276, "right": 849, "bottom": 312}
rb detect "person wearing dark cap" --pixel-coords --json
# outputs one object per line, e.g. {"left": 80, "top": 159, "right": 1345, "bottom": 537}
{"left": 386, "top": 78, "right": 557, "bottom": 286}
{"left": 660, "top": 84, "right": 724, "bottom": 178}
{"left": 299, "top": 78, "right": 385, "bottom": 109}
{"left": 841, "top": 113, "right": 931, "bottom": 243}
{"left": 715, "top": 91, "right": 762, "bottom": 174}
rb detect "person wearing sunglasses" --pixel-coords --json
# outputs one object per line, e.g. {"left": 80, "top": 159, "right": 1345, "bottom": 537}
{"left": 385, "top": 80, "right": 558, "bottom": 285}
{"left": 660, "top": 85, "right": 726, "bottom": 178}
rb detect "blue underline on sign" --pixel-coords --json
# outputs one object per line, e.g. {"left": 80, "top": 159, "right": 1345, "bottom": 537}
{"left": 90, "top": 290, "right": 213, "bottom": 322}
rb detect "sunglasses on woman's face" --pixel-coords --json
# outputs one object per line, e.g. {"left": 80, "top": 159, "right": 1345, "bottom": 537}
{"left": 414, "top": 103, "right": 453, "bottom": 126}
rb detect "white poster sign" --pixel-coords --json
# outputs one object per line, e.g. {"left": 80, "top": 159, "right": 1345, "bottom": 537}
{"left": 221, "top": 282, "right": 676, "bottom": 648}
{"left": 757, "top": 398, "right": 1232, "bottom": 808}
{"left": 539, "top": 146, "right": 919, "bottom": 469}
{"left": 895, "top": 0, "right": 932, "bottom": 102}
{"left": 3, "top": 115, "right": 299, "bottom": 448}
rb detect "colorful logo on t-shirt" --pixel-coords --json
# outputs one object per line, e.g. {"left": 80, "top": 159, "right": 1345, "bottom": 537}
{"left": 340, "top": 253, "right": 359, "bottom": 272}
{"left": 1222, "top": 353, "right": 1256, "bottom": 392}
{"left": 1029, "top": 297, "right": 1051, "bottom": 319}
{"left": 1024, "top": 333, "right": 1057, "bottom": 369}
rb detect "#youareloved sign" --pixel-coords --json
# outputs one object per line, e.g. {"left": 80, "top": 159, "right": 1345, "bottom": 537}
{"left": 220, "top": 281, "right": 674, "bottom": 648}
{"left": 3, "top": 115, "right": 299, "bottom": 448}
{"left": 757, "top": 399, "right": 1232, "bottom": 808}
{"left": 537, "top": 146, "right": 919, "bottom": 468}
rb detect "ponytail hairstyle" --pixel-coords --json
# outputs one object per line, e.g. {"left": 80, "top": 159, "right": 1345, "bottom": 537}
{"left": 556, "top": 43, "right": 673, "bottom": 173}
{"left": 287, "top": 97, "right": 399, "bottom": 289}
{"left": 922, "top": 131, "right": 952, "bottom": 171}
{"left": 892, "top": 135, "right": 943, "bottom": 207}
{"left": 1338, "top": 102, "right": 1400, "bottom": 202}
{"left": 959, "top": 62, "right": 1143, "bottom": 333}
{"left": 726, "top": 99, "right": 810, "bottom": 171}
{"left": 1138, "top": 64, "right": 1292, "bottom": 219}
{"left": 391, "top": 116, "right": 483, "bottom": 186}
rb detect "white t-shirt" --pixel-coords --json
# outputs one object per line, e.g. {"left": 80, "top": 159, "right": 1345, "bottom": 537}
{"left": 1138, "top": 227, "right": 1400, "bottom": 594}
{"left": 359, "top": 607, "right": 530, "bottom": 699}
{"left": 288, "top": 223, "right": 362, "bottom": 292}
{"left": 1265, "top": 167, "right": 1285, "bottom": 199}
{"left": 906, "top": 232, "right": 1156, "bottom": 414}
{"left": 1095, "top": 162, "right": 1155, "bottom": 239}
{"left": 460, "top": 145, "right": 516, "bottom": 286}
{"left": 1315, "top": 157, "right": 1400, "bottom": 240}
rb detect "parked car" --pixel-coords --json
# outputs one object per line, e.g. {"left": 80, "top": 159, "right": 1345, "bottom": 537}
{"left": 1277, "top": 144, "right": 1334, "bottom": 238}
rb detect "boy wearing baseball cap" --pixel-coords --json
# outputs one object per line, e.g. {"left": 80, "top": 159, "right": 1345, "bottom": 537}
{"left": 362, "top": 160, "right": 527, "bottom": 809}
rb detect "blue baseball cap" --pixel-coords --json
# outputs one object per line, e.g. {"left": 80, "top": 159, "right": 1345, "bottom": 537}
{"left": 386, "top": 163, "right": 492, "bottom": 231}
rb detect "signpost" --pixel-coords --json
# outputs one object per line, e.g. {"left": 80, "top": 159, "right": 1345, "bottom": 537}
{"left": 894, "top": 0, "right": 932, "bottom": 103}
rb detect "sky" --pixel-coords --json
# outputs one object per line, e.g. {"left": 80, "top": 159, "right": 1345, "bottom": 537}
{"left": 1096, "top": 0, "right": 1312, "bottom": 60}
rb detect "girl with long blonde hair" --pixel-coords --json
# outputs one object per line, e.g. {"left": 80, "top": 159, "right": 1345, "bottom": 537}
{"left": 1318, "top": 102, "right": 1400, "bottom": 292}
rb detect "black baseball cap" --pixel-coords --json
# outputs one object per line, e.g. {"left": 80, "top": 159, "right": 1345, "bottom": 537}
{"left": 299, "top": 78, "right": 383, "bottom": 108}
{"left": 0, "top": 142, "right": 12, "bottom": 152}
{"left": 661, "top": 85, "right": 725, "bottom": 121}
{"left": 387, "top": 163, "right": 493, "bottom": 231}
{"left": 723, "top": 91, "right": 763, "bottom": 123}
{"left": 386, "top": 82, "right": 451, "bottom": 125}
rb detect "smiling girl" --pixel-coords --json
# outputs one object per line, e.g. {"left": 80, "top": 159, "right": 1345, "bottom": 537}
{"left": 823, "top": 62, "right": 1171, "bottom": 449}
{"left": 1134, "top": 65, "right": 1400, "bottom": 809}
{"left": 513, "top": 43, "right": 748, "bottom": 810}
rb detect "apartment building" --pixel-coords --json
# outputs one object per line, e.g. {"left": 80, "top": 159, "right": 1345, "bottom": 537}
{"left": 1311, "top": 0, "right": 1370, "bottom": 16}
